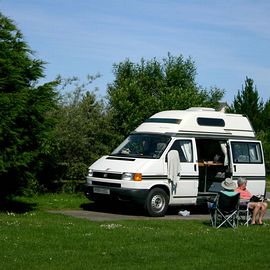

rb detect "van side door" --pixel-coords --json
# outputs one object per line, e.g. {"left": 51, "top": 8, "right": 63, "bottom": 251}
{"left": 166, "top": 138, "right": 199, "bottom": 204}
{"left": 228, "top": 140, "right": 265, "bottom": 195}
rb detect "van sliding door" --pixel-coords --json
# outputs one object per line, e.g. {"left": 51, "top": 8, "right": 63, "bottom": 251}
{"left": 166, "top": 138, "right": 199, "bottom": 204}
{"left": 228, "top": 140, "right": 265, "bottom": 195}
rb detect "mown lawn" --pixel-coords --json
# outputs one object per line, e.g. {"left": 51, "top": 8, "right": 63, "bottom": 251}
{"left": 0, "top": 193, "right": 270, "bottom": 270}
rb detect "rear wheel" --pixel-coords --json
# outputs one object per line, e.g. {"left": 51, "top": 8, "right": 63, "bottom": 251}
{"left": 144, "top": 188, "right": 169, "bottom": 217}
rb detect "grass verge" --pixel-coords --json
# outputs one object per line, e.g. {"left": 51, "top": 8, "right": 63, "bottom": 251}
{"left": 0, "top": 193, "right": 270, "bottom": 270}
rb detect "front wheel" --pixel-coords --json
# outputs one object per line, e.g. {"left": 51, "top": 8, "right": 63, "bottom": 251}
{"left": 144, "top": 188, "right": 169, "bottom": 217}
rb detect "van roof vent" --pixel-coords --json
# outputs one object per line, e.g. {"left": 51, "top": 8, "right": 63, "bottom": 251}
{"left": 186, "top": 107, "right": 215, "bottom": 112}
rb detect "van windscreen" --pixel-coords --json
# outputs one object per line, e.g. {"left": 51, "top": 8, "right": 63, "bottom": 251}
{"left": 111, "top": 134, "right": 171, "bottom": 159}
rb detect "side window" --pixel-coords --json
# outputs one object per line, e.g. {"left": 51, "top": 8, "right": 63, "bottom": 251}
{"left": 231, "top": 142, "right": 262, "bottom": 164}
{"left": 169, "top": 140, "right": 193, "bottom": 162}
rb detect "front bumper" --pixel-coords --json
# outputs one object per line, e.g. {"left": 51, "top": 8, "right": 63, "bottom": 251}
{"left": 84, "top": 184, "right": 148, "bottom": 204}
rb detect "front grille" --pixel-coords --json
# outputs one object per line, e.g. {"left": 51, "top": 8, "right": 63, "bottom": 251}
{"left": 92, "top": 181, "right": 121, "bottom": 188}
{"left": 93, "top": 171, "right": 122, "bottom": 180}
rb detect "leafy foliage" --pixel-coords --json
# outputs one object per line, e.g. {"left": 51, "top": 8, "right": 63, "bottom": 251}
{"left": 0, "top": 13, "right": 59, "bottom": 196}
{"left": 107, "top": 54, "right": 224, "bottom": 138}
{"left": 42, "top": 76, "right": 119, "bottom": 189}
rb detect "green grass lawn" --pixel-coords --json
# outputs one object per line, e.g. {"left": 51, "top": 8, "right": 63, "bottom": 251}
{"left": 0, "top": 193, "right": 270, "bottom": 270}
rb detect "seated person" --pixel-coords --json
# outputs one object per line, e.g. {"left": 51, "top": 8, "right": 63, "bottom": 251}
{"left": 235, "top": 177, "right": 267, "bottom": 225}
{"left": 220, "top": 178, "right": 238, "bottom": 196}
{"left": 208, "top": 178, "right": 238, "bottom": 209}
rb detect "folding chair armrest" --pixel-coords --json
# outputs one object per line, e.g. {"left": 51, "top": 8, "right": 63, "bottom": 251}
{"left": 207, "top": 194, "right": 219, "bottom": 203}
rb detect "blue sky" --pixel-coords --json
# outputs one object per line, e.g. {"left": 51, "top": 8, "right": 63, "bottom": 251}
{"left": 1, "top": 0, "right": 270, "bottom": 103}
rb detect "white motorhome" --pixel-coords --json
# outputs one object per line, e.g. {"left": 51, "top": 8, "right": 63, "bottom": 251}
{"left": 85, "top": 107, "right": 266, "bottom": 216}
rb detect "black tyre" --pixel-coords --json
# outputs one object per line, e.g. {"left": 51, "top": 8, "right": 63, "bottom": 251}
{"left": 144, "top": 188, "right": 169, "bottom": 217}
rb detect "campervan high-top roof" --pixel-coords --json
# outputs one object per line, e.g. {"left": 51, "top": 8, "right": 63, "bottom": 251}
{"left": 135, "top": 107, "right": 255, "bottom": 139}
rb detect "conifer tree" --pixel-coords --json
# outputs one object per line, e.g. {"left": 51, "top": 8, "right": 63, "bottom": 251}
{"left": 229, "top": 77, "right": 263, "bottom": 132}
{"left": 0, "top": 13, "right": 58, "bottom": 196}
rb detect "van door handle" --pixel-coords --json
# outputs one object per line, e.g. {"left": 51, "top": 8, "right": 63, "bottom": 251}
{"left": 194, "top": 164, "right": 197, "bottom": 171}
{"left": 234, "top": 165, "right": 236, "bottom": 172}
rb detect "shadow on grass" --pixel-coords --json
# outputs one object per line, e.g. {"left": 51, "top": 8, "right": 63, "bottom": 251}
{"left": 0, "top": 199, "right": 37, "bottom": 213}
{"left": 81, "top": 200, "right": 146, "bottom": 216}
{"left": 80, "top": 200, "right": 210, "bottom": 217}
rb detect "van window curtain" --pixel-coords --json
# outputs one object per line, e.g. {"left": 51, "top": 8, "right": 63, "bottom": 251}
{"left": 180, "top": 140, "right": 192, "bottom": 162}
{"left": 249, "top": 145, "right": 257, "bottom": 162}
{"left": 220, "top": 142, "right": 228, "bottom": 166}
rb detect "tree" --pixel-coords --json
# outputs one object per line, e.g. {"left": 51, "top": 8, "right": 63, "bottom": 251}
{"left": 257, "top": 100, "right": 270, "bottom": 174}
{"left": 0, "top": 13, "right": 58, "bottom": 196}
{"left": 261, "top": 99, "right": 270, "bottom": 132}
{"left": 229, "top": 77, "right": 270, "bottom": 175}
{"left": 43, "top": 76, "right": 119, "bottom": 191}
{"left": 228, "top": 77, "right": 264, "bottom": 132}
{"left": 107, "top": 54, "right": 224, "bottom": 138}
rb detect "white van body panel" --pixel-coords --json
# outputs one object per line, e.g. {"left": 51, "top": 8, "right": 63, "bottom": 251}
{"left": 90, "top": 156, "right": 149, "bottom": 174}
{"left": 136, "top": 109, "right": 255, "bottom": 138}
{"left": 229, "top": 139, "right": 266, "bottom": 195}
{"left": 163, "top": 137, "right": 198, "bottom": 205}
{"left": 89, "top": 155, "right": 167, "bottom": 190}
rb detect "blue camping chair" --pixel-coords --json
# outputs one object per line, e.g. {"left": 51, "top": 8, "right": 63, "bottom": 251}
{"left": 210, "top": 192, "right": 240, "bottom": 228}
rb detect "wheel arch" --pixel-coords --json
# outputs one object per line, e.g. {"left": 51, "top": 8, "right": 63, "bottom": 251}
{"left": 149, "top": 184, "right": 170, "bottom": 198}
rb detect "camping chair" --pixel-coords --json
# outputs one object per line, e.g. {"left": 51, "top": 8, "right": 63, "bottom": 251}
{"left": 238, "top": 200, "right": 252, "bottom": 226}
{"left": 210, "top": 192, "right": 240, "bottom": 228}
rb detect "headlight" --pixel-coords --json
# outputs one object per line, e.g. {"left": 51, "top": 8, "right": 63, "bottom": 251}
{"left": 122, "top": 172, "right": 142, "bottom": 181}
{"left": 88, "top": 168, "right": 93, "bottom": 177}
{"left": 122, "top": 172, "right": 133, "bottom": 181}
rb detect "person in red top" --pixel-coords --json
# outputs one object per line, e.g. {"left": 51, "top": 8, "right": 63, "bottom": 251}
{"left": 236, "top": 177, "right": 267, "bottom": 225}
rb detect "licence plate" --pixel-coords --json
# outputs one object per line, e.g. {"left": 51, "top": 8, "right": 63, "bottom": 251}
{"left": 93, "top": 187, "right": 110, "bottom": 195}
